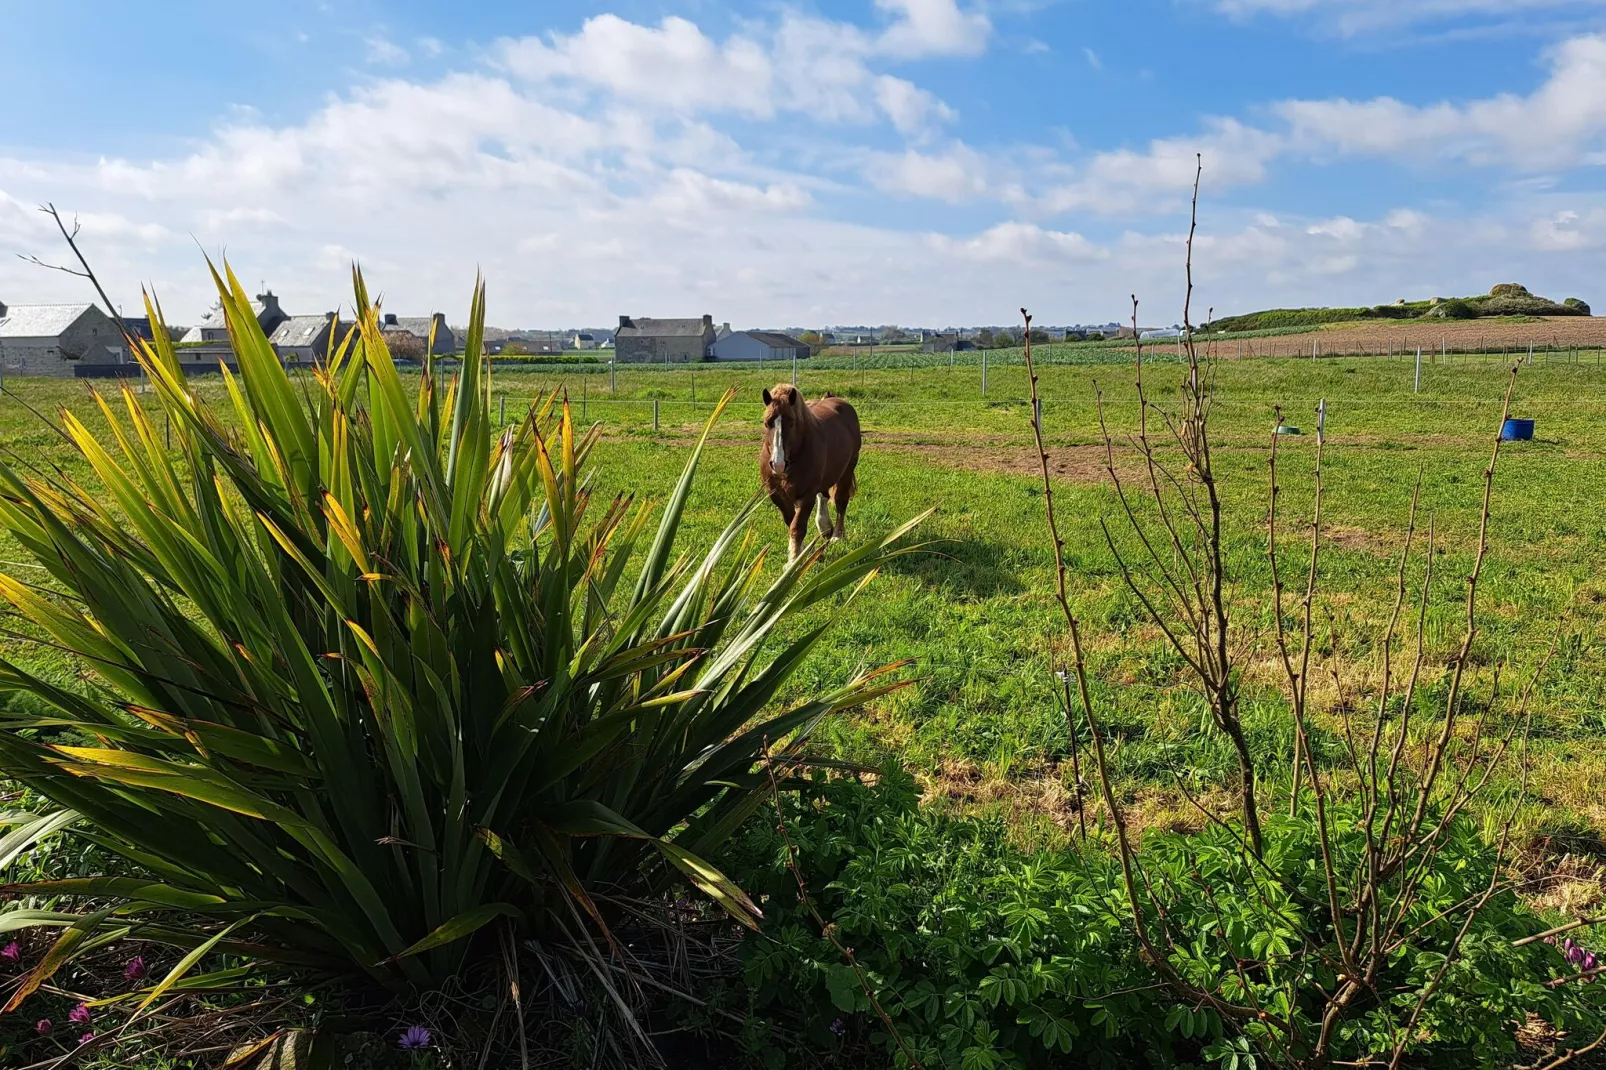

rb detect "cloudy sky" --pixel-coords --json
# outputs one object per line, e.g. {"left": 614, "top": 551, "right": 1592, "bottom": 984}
{"left": 3, "top": 0, "right": 1606, "bottom": 328}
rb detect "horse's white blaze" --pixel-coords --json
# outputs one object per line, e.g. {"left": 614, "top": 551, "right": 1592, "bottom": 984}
{"left": 770, "top": 416, "right": 786, "bottom": 472}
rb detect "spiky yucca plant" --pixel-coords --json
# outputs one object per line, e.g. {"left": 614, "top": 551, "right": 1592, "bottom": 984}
{"left": 0, "top": 265, "right": 918, "bottom": 995}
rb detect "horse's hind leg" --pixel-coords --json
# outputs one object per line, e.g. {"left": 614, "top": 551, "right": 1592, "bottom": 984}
{"left": 832, "top": 466, "right": 856, "bottom": 540}
{"left": 816, "top": 492, "right": 834, "bottom": 541}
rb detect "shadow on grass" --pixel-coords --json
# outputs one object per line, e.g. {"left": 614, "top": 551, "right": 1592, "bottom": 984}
{"left": 881, "top": 535, "right": 1024, "bottom": 599}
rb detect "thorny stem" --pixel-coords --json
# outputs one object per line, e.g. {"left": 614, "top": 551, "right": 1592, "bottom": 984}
{"left": 1020, "top": 309, "right": 1154, "bottom": 955}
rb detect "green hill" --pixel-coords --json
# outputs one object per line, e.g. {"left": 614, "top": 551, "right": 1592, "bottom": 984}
{"left": 1206, "top": 283, "right": 1590, "bottom": 333}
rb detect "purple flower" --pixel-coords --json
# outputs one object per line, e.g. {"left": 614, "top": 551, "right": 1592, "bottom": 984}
{"left": 1, "top": 941, "right": 20, "bottom": 962}
{"left": 78, "top": 1032, "right": 94, "bottom": 1046}
{"left": 398, "top": 1025, "right": 431, "bottom": 1050}
{"left": 34, "top": 1019, "right": 51, "bottom": 1036}
{"left": 830, "top": 1017, "right": 847, "bottom": 1038}
{"left": 124, "top": 955, "right": 147, "bottom": 982}
{"left": 68, "top": 1002, "right": 91, "bottom": 1026}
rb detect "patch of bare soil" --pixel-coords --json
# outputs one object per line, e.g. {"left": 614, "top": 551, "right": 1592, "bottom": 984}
{"left": 879, "top": 442, "right": 1117, "bottom": 483}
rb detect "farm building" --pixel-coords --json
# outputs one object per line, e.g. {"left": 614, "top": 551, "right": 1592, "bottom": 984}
{"left": 270, "top": 313, "right": 352, "bottom": 363}
{"left": 571, "top": 332, "right": 599, "bottom": 350}
{"left": 489, "top": 336, "right": 563, "bottom": 356}
{"left": 615, "top": 315, "right": 720, "bottom": 363}
{"left": 381, "top": 313, "right": 455, "bottom": 355}
{"left": 921, "top": 334, "right": 976, "bottom": 354}
{"left": 709, "top": 330, "right": 810, "bottom": 362}
{"left": 0, "top": 302, "right": 129, "bottom": 376}
{"left": 181, "top": 291, "right": 289, "bottom": 344}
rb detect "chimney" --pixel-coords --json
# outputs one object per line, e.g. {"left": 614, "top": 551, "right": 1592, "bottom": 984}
{"left": 702, "top": 314, "right": 713, "bottom": 329}
{"left": 257, "top": 290, "right": 281, "bottom": 316}
{"left": 618, "top": 315, "right": 633, "bottom": 330}
{"left": 384, "top": 313, "right": 398, "bottom": 326}
{"left": 0, "top": 300, "right": 7, "bottom": 318}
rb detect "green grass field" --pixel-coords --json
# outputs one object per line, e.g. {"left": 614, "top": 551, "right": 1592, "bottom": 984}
{"left": 6, "top": 352, "right": 1606, "bottom": 850}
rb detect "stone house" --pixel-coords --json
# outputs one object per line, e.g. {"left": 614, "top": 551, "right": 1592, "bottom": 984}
{"left": 180, "top": 291, "right": 289, "bottom": 343}
{"left": 0, "top": 302, "right": 129, "bottom": 377}
{"left": 709, "top": 330, "right": 810, "bottom": 363}
{"left": 270, "top": 313, "right": 353, "bottom": 363}
{"left": 381, "top": 313, "right": 455, "bottom": 355}
{"left": 614, "top": 315, "right": 720, "bottom": 363}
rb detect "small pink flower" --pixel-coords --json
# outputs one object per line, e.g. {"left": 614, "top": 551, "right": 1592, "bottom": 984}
{"left": 78, "top": 1031, "right": 94, "bottom": 1046}
{"left": 68, "top": 1002, "right": 91, "bottom": 1025}
{"left": 34, "top": 1019, "right": 52, "bottom": 1036}
{"left": 1, "top": 941, "right": 19, "bottom": 962}
{"left": 124, "top": 955, "right": 147, "bottom": 982}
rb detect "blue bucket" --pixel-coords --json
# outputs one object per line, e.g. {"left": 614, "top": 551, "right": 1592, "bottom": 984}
{"left": 1500, "top": 418, "right": 1534, "bottom": 442}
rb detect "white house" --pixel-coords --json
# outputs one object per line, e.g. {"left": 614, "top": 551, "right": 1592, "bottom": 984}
{"left": 709, "top": 330, "right": 810, "bottom": 363}
{"left": 0, "top": 302, "right": 129, "bottom": 377}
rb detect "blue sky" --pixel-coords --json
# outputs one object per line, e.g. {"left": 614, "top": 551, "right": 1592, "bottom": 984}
{"left": 2, "top": 0, "right": 1606, "bottom": 327}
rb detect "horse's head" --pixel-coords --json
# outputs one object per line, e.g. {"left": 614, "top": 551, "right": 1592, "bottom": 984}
{"left": 761, "top": 384, "right": 804, "bottom": 474}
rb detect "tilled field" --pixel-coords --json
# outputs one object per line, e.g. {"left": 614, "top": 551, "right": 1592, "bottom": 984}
{"left": 1207, "top": 316, "right": 1606, "bottom": 358}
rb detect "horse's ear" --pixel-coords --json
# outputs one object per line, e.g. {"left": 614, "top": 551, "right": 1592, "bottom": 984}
{"left": 761, "top": 388, "right": 772, "bottom": 406}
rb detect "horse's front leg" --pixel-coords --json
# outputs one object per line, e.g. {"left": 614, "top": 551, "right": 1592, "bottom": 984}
{"left": 788, "top": 495, "right": 815, "bottom": 563}
{"left": 815, "top": 492, "right": 834, "bottom": 542}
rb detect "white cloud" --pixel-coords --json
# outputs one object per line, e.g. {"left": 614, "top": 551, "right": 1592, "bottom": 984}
{"left": 1035, "top": 118, "right": 1285, "bottom": 216}
{"left": 1278, "top": 33, "right": 1606, "bottom": 167}
{"left": 498, "top": 16, "right": 773, "bottom": 118}
{"left": 874, "top": 0, "right": 991, "bottom": 56}
{"left": 867, "top": 144, "right": 995, "bottom": 201}
{"left": 930, "top": 221, "right": 1105, "bottom": 263}
{"left": 365, "top": 36, "right": 410, "bottom": 66}
{"left": 494, "top": 11, "right": 960, "bottom": 133}
{"left": 874, "top": 76, "right": 957, "bottom": 133}
{"left": 1083, "top": 47, "right": 1102, "bottom": 70}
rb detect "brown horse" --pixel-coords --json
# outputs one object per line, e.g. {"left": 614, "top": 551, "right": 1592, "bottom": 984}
{"left": 759, "top": 384, "right": 861, "bottom": 562}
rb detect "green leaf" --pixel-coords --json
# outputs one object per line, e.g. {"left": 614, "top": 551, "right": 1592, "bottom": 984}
{"left": 388, "top": 903, "right": 523, "bottom": 963}
{"left": 825, "top": 963, "right": 864, "bottom": 1013}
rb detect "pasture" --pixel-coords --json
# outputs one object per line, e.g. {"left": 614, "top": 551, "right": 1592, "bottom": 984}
{"left": 8, "top": 350, "right": 1605, "bottom": 848}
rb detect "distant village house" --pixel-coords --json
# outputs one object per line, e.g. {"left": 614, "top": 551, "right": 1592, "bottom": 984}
{"left": 615, "top": 315, "right": 720, "bottom": 363}
{"left": 709, "top": 330, "right": 810, "bottom": 363}
{"left": 921, "top": 334, "right": 976, "bottom": 354}
{"left": 0, "top": 302, "right": 130, "bottom": 377}
{"left": 270, "top": 313, "right": 353, "bottom": 363}
{"left": 381, "top": 313, "right": 455, "bottom": 356}
{"left": 181, "top": 291, "right": 289, "bottom": 344}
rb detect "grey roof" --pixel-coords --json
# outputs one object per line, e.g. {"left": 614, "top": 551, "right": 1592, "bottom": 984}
{"left": 0, "top": 303, "right": 95, "bottom": 339}
{"left": 744, "top": 331, "right": 806, "bottom": 349}
{"left": 617, "top": 318, "right": 711, "bottom": 338}
{"left": 383, "top": 316, "right": 442, "bottom": 337}
{"left": 270, "top": 315, "right": 333, "bottom": 348}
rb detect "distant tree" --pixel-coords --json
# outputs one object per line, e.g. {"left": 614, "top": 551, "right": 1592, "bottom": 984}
{"left": 502, "top": 342, "right": 529, "bottom": 356}
{"left": 976, "top": 328, "right": 996, "bottom": 348}
{"left": 799, "top": 330, "right": 823, "bottom": 352}
{"left": 880, "top": 325, "right": 908, "bottom": 343}
{"left": 1027, "top": 328, "right": 1050, "bottom": 344}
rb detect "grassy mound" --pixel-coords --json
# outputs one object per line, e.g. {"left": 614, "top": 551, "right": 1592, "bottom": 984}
{"left": 1208, "top": 283, "right": 1592, "bottom": 332}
